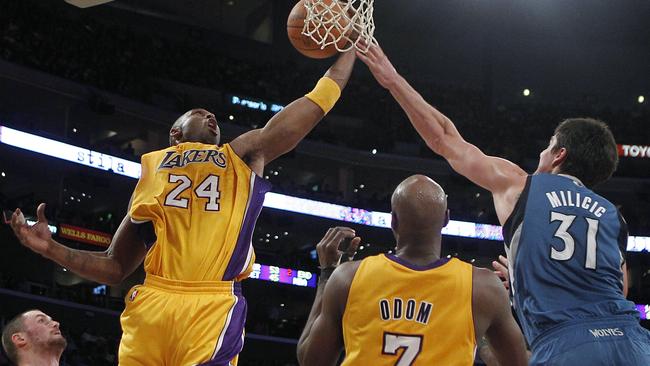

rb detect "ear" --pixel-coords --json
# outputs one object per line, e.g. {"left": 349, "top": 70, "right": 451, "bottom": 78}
{"left": 11, "top": 332, "right": 27, "bottom": 348}
{"left": 169, "top": 126, "right": 182, "bottom": 145}
{"left": 551, "top": 147, "right": 568, "bottom": 168}
{"left": 443, "top": 209, "right": 450, "bottom": 228}
{"left": 390, "top": 211, "right": 398, "bottom": 232}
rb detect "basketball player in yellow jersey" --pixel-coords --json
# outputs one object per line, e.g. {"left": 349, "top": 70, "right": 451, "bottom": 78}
{"left": 9, "top": 51, "right": 356, "bottom": 366}
{"left": 297, "top": 175, "right": 528, "bottom": 366}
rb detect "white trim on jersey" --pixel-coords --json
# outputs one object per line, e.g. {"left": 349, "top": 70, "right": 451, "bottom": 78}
{"left": 505, "top": 223, "right": 523, "bottom": 305}
{"left": 210, "top": 282, "right": 238, "bottom": 360}
{"left": 130, "top": 218, "right": 151, "bottom": 224}
{"left": 236, "top": 172, "right": 257, "bottom": 277}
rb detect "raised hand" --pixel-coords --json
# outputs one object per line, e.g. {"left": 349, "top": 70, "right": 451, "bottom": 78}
{"left": 492, "top": 255, "right": 510, "bottom": 291}
{"left": 355, "top": 41, "right": 399, "bottom": 89}
{"left": 9, "top": 203, "right": 53, "bottom": 256}
{"left": 315, "top": 227, "right": 361, "bottom": 269}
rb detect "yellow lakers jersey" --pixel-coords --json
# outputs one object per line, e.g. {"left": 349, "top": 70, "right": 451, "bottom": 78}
{"left": 129, "top": 142, "right": 271, "bottom": 282}
{"left": 342, "top": 255, "right": 476, "bottom": 366}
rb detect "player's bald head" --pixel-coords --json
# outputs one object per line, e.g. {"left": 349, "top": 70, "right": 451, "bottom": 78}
{"left": 391, "top": 175, "right": 448, "bottom": 236}
{"left": 169, "top": 115, "right": 186, "bottom": 146}
{"left": 169, "top": 109, "right": 220, "bottom": 146}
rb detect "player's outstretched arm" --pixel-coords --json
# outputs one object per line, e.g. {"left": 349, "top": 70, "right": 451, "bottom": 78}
{"left": 9, "top": 203, "right": 146, "bottom": 285}
{"left": 297, "top": 265, "right": 352, "bottom": 366}
{"left": 297, "top": 227, "right": 360, "bottom": 366}
{"left": 472, "top": 268, "right": 528, "bottom": 366}
{"left": 357, "top": 43, "right": 527, "bottom": 223}
{"left": 230, "top": 51, "right": 356, "bottom": 176}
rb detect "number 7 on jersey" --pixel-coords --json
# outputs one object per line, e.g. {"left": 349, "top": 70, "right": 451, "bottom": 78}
{"left": 382, "top": 332, "right": 423, "bottom": 366}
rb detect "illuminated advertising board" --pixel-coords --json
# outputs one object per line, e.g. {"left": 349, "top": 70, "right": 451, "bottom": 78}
{"left": 249, "top": 263, "right": 317, "bottom": 288}
{"left": 617, "top": 144, "right": 650, "bottom": 158}
{"left": 0, "top": 126, "right": 141, "bottom": 179}
{"left": 59, "top": 223, "right": 112, "bottom": 247}
{"left": 2, "top": 126, "right": 649, "bottom": 251}
{"left": 229, "top": 95, "right": 285, "bottom": 114}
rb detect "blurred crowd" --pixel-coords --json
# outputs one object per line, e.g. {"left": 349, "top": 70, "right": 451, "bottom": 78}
{"left": 1, "top": 0, "right": 648, "bottom": 365}
{"left": 1, "top": 0, "right": 649, "bottom": 168}
{"left": 2, "top": 0, "right": 649, "bottom": 234}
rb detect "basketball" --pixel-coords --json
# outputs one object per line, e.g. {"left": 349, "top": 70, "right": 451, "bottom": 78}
{"left": 287, "top": 0, "right": 349, "bottom": 59}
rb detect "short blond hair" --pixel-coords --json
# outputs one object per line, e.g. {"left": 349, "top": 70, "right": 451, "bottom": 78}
{"left": 1, "top": 310, "right": 35, "bottom": 364}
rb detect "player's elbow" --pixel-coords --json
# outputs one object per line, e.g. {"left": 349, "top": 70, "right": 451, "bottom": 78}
{"left": 104, "top": 278, "right": 122, "bottom": 286}
{"left": 296, "top": 343, "right": 307, "bottom": 365}
{"left": 424, "top": 135, "right": 456, "bottom": 161}
{"left": 296, "top": 341, "right": 318, "bottom": 366}
{"left": 103, "top": 271, "right": 125, "bottom": 286}
{"left": 102, "top": 260, "right": 128, "bottom": 286}
{"left": 424, "top": 135, "right": 444, "bottom": 154}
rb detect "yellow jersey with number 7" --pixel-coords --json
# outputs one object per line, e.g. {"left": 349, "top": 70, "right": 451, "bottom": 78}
{"left": 341, "top": 255, "right": 476, "bottom": 366}
{"left": 129, "top": 142, "right": 271, "bottom": 282}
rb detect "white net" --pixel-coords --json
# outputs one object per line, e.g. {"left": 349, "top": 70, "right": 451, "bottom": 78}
{"left": 302, "top": 0, "right": 377, "bottom": 53}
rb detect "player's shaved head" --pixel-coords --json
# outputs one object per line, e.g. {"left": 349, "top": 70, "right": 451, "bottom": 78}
{"left": 391, "top": 175, "right": 449, "bottom": 247}
{"left": 169, "top": 109, "right": 220, "bottom": 146}
{"left": 169, "top": 115, "right": 185, "bottom": 145}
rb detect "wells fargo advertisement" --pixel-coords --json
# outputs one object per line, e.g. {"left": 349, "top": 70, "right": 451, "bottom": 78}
{"left": 59, "top": 224, "right": 112, "bottom": 248}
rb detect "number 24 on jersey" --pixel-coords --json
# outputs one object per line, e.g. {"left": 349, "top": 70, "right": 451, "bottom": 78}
{"left": 164, "top": 174, "right": 221, "bottom": 211}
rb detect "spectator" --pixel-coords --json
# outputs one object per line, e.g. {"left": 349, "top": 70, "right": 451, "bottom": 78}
{"left": 1, "top": 310, "right": 66, "bottom": 366}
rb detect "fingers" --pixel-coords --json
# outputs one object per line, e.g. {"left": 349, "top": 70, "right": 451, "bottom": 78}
{"left": 316, "top": 228, "right": 334, "bottom": 255}
{"left": 356, "top": 38, "right": 369, "bottom": 49}
{"left": 317, "top": 227, "right": 357, "bottom": 268}
{"left": 492, "top": 259, "right": 507, "bottom": 274}
{"left": 492, "top": 257, "right": 510, "bottom": 290}
{"left": 345, "top": 236, "right": 361, "bottom": 259}
{"left": 331, "top": 226, "right": 355, "bottom": 238}
{"left": 36, "top": 203, "right": 48, "bottom": 223}
{"left": 10, "top": 208, "right": 26, "bottom": 227}
{"left": 498, "top": 255, "right": 509, "bottom": 267}
{"left": 347, "top": 237, "right": 361, "bottom": 254}
{"left": 355, "top": 49, "right": 371, "bottom": 65}
{"left": 367, "top": 43, "right": 382, "bottom": 58}
{"left": 317, "top": 227, "right": 343, "bottom": 256}
{"left": 322, "top": 227, "right": 335, "bottom": 241}
{"left": 357, "top": 40, "right": 380, "bottom": 58}
{"left": 329, "top": 228, "right": 355, "bottom": 252}
{"left": 498, "top": 279, "right": 510, "bottom": 291}
{"left": 10, "top": 210, "right": 19, "bottom": 231}
{"left": 10, "top": 209, "right": 27, "bottom": 239}
{"left": 355, "top": 40, "right": 376, "bottom": 59}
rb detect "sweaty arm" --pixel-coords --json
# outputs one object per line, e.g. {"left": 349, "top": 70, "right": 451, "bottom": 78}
{"left": 10, "top": 202, "right": 146, "bottom": 286}
{"left": 230, "top": 51, "right": 356, "bottom": 176}
{"left": 357, "top": 44, "right": 527, "bottom": 223}
{"left": 297, "top": 262, "right": 357, "bottom": 366}
{"left": 472, "top": 268, "right": 528, "bottom": 366}
{"left": 45, "top": 215, "right": 146, "bottom": 285}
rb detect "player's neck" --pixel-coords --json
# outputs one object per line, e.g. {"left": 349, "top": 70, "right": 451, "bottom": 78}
{"left": 19, "top": 348, "right": 61, "bottom": 366}
{"left": 394, "top": 240, "right": 441, "bottom": 266}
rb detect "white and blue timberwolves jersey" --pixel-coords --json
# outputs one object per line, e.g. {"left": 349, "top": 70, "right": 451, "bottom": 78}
{"left": 503, "top": 174, "right": 638, "bottom": 345}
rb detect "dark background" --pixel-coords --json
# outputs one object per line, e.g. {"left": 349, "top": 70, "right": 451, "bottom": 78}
{"left": 0, "top": 0, "right": 649, "bottom": 364}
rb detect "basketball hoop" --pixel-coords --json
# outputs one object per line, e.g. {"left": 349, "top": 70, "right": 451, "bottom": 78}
{"left": 302, "top": 0, "right": 377, "bottom": 53}
{"left": 64, "top": 0, "right": 114, "bottom": 8}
